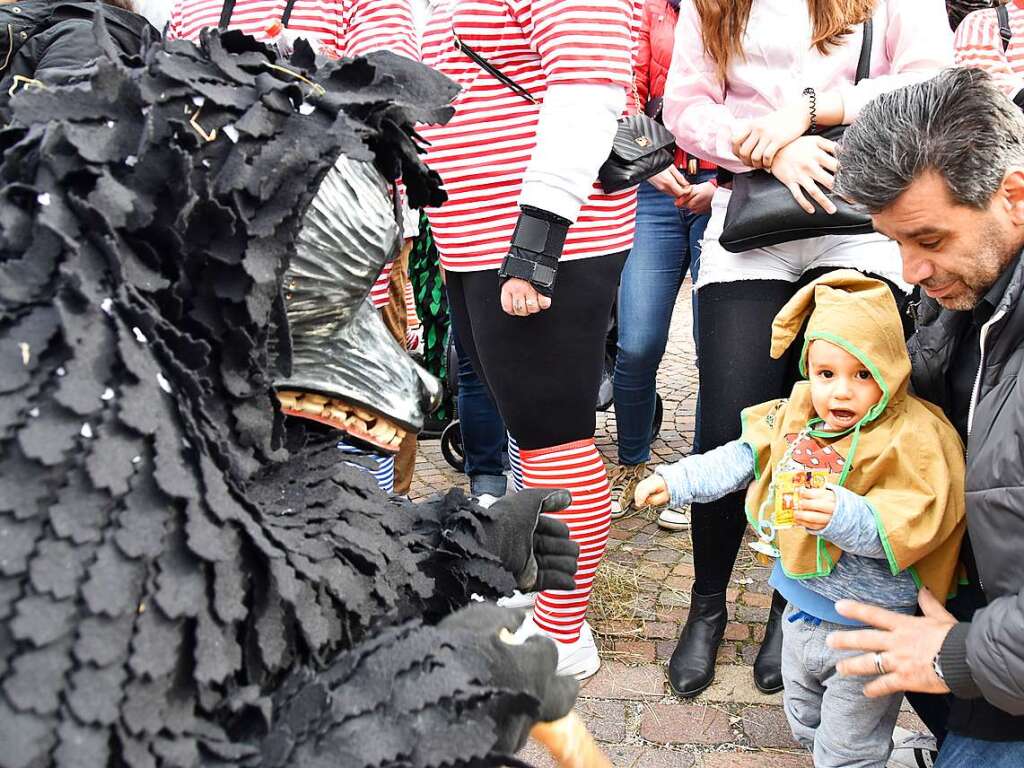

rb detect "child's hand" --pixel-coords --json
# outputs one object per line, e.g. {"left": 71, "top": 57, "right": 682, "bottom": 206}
{"left": 795, "top": 487, "right": 836, "bottom": 531}
{"left": 635, "top": 475, "right": 670, "bottom": 508}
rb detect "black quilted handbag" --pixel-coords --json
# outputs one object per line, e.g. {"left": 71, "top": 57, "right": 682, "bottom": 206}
{"left": 454, "top": 34, "right": 675, "bottom": 194}
{"left": 597, "top": 112, "right": 676, "bottom": 193}
{"left": 719, "top": 18, "right": 875, "bottom": 253}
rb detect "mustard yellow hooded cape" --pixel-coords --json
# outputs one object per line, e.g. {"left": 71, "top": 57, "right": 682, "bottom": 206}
{"left": 740, "top": 271, "right": 967, "bottom": 597}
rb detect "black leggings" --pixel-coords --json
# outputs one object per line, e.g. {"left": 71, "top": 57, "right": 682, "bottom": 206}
{"left": 691, "top": 268, "right": 910, "bottom": 595}
{"left": 446, "top": 252, "right": 628, "bottom": 451}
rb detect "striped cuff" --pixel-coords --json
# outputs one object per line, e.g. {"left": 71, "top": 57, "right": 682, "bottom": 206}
{"left": 940, "top": 622, "right": 984, "bottom": 700}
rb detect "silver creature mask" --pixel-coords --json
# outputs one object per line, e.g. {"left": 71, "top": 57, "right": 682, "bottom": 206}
{"left": 274, "top": 156, "right": 441, "bottom": 452}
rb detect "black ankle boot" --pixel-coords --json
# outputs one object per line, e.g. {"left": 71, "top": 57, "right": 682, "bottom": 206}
{"left": 753, "top": 591, "right": 786, "bottom": 694}
{"left": 668, "top": 588, "right": 727, "bottom": 698}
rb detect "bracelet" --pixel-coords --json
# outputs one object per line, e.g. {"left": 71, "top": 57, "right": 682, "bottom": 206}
{"left": 803, "top": 87, "right": 817, "bottom": 134}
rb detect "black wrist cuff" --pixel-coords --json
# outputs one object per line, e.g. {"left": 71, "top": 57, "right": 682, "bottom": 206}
{"left": 498, "top": 206, "right": 571, "bottom": 297}
{"left": 940, "top": 622, "right": 984, "bottom": 700}
{"left": 1014, "top": 88, "right": 1024, "bottom": 112}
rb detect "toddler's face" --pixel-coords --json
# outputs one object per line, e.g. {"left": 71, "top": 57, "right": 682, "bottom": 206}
{"left": 806, "top": 340, "right": 882, "bottom": 432}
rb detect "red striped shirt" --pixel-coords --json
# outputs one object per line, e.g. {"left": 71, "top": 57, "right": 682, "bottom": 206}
{"left": 419, "top": 0, "right": 642, "bottom": 272}
{"left": 954, "top": 0, "right": 1024, "bottom": 99}
{"left": 167, "top": 0, "right": 417, "bottom": 307}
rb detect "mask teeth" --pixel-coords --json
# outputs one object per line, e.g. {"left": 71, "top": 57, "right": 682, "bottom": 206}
{"left": 276, "top": 391, "right": 406, "bottom": 451}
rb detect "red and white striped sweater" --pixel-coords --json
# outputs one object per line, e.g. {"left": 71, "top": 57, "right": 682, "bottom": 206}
{"left": 955, "top": 0, "right": 1024, "bottom": 99}
{"left": 418, "top": 0, "right": 642, "bottom": 273}
{"left": 166, "top": 0, "right": 417, "bottom": 307}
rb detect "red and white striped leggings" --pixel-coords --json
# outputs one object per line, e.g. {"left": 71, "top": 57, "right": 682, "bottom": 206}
{"left": 509, "top": 436, "right": 611, "bottom": 643}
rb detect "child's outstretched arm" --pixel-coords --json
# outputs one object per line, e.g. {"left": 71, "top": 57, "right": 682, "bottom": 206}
{"left": 641, "top": 440, "right": 756, "bottom": 509}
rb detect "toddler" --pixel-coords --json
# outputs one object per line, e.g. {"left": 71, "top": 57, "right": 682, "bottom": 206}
{"left": 636, "top": 271, "right": 966, "bottom": 768}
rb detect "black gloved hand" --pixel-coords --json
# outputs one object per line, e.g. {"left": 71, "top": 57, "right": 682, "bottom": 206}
{"left": 497, "top": 206, "right": 571, "bottom": 297}
{"left": 480, "top": 489, "right": 579, "bottom": 592}
{"left": 438, "top": 602, "right": 579, "bottom": 754}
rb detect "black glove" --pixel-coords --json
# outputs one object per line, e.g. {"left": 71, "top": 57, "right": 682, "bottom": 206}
{"left": 481, "top": 489, "right": 579, "bottom": 592}
{"left": 497, "top": 205, "right": 571, "bottom": 297}
{"left": 438, "top": 602, "right": 579, "bottom": 754}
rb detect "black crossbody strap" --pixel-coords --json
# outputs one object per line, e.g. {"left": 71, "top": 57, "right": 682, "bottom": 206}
{"left": 855, "top": 18, "right": 873, "bottom": 84}
{"left": 281, "top": 0, "right": 299, "bottom": 26}
{"left": 453, "top": 32, "right": 538, "bottom": 104}
{"left": 998, "top": 3, "right": 1013, "bottom": 52}
{"left": 219, "top": 0, "right": 236, "bottom": 28}
{"left": 220, "top": 0, "right": 299, "bottom": 30}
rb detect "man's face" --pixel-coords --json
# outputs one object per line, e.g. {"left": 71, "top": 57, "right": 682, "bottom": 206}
{"left": 871, "top": 171, "right": 1019, "bottom": 311}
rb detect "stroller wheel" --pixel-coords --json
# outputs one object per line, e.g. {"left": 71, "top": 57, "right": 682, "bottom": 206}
{"left": 651, "top": 393, "right": 664, "bottom": 441}
{"left": 441, "top": 419, "right": 466, "bottom": 472}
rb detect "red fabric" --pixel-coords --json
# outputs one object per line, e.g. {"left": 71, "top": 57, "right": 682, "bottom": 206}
{"left": 520, "top": 439, "right": 611, "bottom": 643}
{"left": 636, "top": 0, "right": 715, "bottom": 172}
{"left": 635, "top": 0, "right": 676, "bottom": 109}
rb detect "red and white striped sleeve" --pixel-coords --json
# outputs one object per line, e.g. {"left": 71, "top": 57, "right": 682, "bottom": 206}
{"left": 514, "top": 0, "right": 637, "bottom": 88}
{"left": 955, "top": 8, "right": 1024, "bottom": 99}
{"left": 342, "top": 0, "right": 419, "bottom": 59}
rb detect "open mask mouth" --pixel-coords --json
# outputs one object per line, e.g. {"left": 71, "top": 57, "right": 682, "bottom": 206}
{"left": 276, "top": 390, "right": 407, "bottom": 452}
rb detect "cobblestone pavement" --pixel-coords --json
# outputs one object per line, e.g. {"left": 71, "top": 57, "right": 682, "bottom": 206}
{"left": 409, "top": 283, "right": 921, "bottom": 767}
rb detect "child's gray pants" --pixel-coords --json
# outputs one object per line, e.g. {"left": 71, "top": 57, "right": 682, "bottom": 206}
{"left": 781, "top": 603, "right": 904, "bottom": 768}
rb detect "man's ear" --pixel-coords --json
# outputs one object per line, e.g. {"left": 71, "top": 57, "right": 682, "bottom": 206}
{"left": 1002, "top": 168, "right": 1024, "bottom": 225}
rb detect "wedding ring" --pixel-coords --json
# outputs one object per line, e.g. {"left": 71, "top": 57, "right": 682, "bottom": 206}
{"left": 526, "top": 299, "right": 537, "bottom": 308}
{"left": 873, "top": 652, "right": 887, "bottom": 676}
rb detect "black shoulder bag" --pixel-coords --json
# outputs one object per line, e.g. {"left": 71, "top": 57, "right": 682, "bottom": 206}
{"left": 453, "top": 34, "right": 676, "bottom": 193}
{"left": 719, "top": 19, "right": 875, "bottom": 253}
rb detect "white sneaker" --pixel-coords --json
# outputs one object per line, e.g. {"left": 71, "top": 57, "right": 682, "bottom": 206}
{"left": 658, "top": 506, "right": 690, "bottom": 531}
{"left": 475, "top": 493, "right": 500, "bottom": 509}
{"left": 497, "top": 590, "right": 538, "bottom": 609}
{"left": 513, "top": 615, "right": 601, "bottom": 680}
{"left": 887, "top": 726, "right": 937, "bottom": 767}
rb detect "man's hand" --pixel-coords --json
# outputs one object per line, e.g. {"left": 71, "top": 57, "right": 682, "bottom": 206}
{"left": 677, "top": 181, "right": 715, "bottom": 215}
{"left": 634, "top": 474, "right": 669, "bottom": 508}
{"left": 794, "top": 486, "right": 836, "bottom": 531}
{"left": 732, "top": 102, "right": 811, "bottom": 169}
{"left": 829, "top": 588, "right": 957, "bottom": 697}
{"left": 501, "top": 277, "right": 552, "bottom": 316}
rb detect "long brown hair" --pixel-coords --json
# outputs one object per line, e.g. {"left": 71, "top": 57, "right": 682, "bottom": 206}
{"left": 695, "top": 0, "right": 876, "bottom": 84}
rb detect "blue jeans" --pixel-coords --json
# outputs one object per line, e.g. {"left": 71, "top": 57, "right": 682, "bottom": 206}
{"left": 452, "top": 325, "right": 508, "bottom": 497}
{"left": 936, "top": 733, "right": 1024, "bottom": 767}
{"left": 614, "top": 173, "right": 713, "bottom": 465}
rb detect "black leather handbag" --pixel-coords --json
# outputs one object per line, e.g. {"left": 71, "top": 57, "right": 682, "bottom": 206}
{"left": 719, "top": 18, "right": 875, "bottom": 253}
{"left": 454, "top": 34, "right": 675, "bottom": 194}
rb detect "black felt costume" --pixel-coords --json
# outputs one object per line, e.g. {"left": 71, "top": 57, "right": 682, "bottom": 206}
{"left": 0, "top": 10, "right": 579, "bottom": 767}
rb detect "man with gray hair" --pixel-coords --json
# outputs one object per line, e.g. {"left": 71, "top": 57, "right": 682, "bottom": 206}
{"left": 826, "top": 67, "right": 1024, "bottom": 766}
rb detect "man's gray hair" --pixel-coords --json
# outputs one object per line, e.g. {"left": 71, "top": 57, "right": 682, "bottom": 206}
{"left": 836, "top": 68, "right": 1024, "bottom": 213}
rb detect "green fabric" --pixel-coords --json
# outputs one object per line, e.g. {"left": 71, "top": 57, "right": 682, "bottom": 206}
{"left": 409, "top": 212, "right": 452, "bottom": 426}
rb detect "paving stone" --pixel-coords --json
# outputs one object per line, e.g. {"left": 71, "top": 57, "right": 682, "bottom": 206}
{"left": 577, "top": 699, "right": 628, "bottom": 742}
{"left": 700, "top": 665, "right": 782, "bottom": 705}
{"left": 740, "top": 591, "right": 774, "bottom": 608}
{"left": 740, "top": 705, "right": 798, "bottom": 749}
{"left": 725, "top": 622, "right": 751, "bottom": 641}
{"left": 700, "top": 751, "right": 813, "bottom": 768}
{"left": 639, "top": 702, "right": 734, "bottom": 745}
{"left": 580, "top": 662, "right": 666, "bottom": 700}
{"left": 610, "top": 640, "right": 656, "bottom": 664}
{"left": 643, "top": 621, "right": 678, "bottom": 640}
